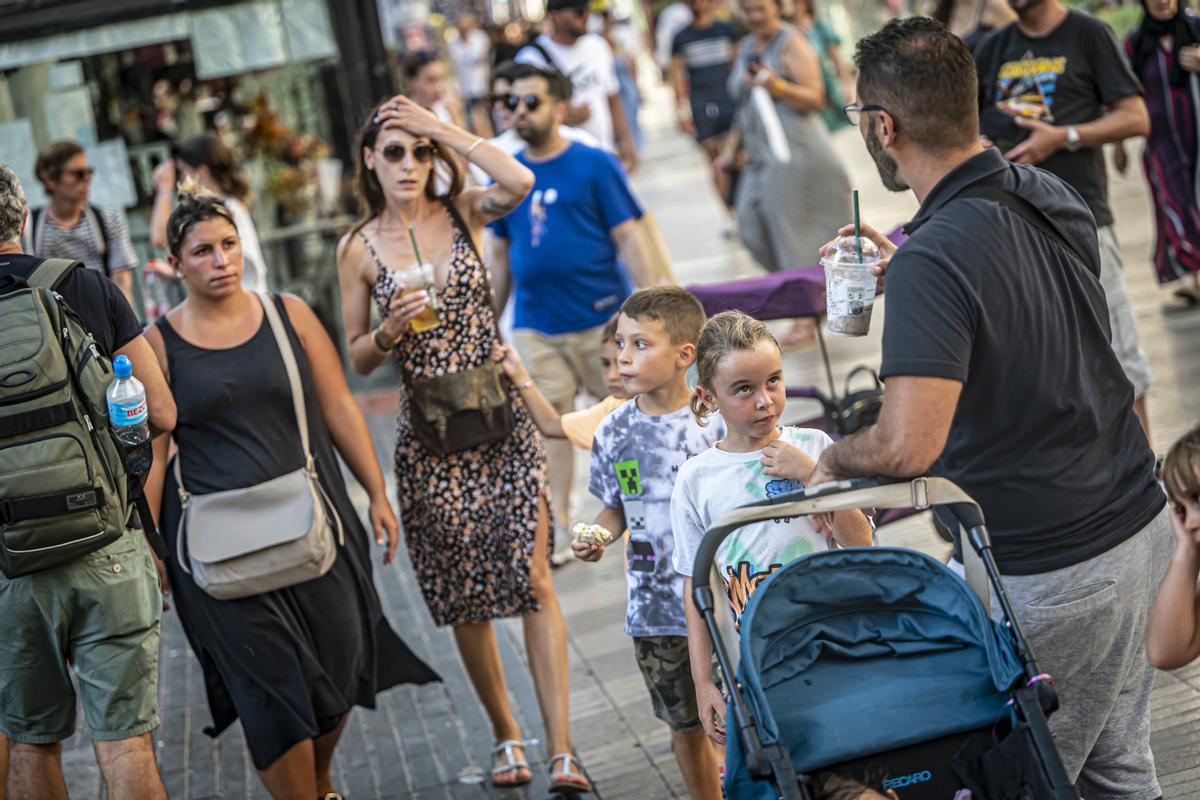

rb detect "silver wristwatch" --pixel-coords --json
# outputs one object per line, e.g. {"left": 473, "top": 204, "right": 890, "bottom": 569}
{"left": 1064, "top": 125, "right": 1082, "bottom": 153}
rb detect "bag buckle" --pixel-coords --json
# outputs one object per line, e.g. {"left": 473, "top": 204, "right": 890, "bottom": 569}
{"left": 177, "top": 487, "right": 191, "bottom": 506}
{"left": 910, "top": 477, "right": 929, "bottom": 510}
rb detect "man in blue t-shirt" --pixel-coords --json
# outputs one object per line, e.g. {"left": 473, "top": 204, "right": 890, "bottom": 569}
{"left": 489, "top": 64, "right": 654, "bottom": 541}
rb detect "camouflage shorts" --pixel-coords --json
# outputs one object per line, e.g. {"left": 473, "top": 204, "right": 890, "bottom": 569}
{"left": 633, "top": 635, "right": 720, "bottom": 732}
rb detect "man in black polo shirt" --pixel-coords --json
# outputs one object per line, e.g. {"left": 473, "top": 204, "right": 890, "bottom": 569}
{"left": 811, "top": 19, "right": 1170, "bottom": 798}
{"left": 974, "top": 0, "right": 1154, "bottom": 442}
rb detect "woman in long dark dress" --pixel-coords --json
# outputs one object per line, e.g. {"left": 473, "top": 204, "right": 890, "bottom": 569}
{"left": 144, "top": 186, "right": 438, "bottom": 799}
{"left": 1121, "top": 0, "right": 1200, "bottom": 305}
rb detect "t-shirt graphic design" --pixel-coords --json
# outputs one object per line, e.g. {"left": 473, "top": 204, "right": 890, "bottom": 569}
{"left": 993, "top": 53, "right": 1067, "bottom": 123}
{"left": 671, "top": 427, "right": 833, "bottom": 627}
{"left": 590, "top": 404, "right": 725, "bottom": 637}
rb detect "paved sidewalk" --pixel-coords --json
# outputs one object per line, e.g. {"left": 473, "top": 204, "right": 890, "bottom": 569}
{"left": 60, "top": 85, "right": 1200, "bottom": 797}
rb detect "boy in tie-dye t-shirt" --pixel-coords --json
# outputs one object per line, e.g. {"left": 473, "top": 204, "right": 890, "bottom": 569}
{"left": 576, "top": 287, "right": 726, "bottom": 799}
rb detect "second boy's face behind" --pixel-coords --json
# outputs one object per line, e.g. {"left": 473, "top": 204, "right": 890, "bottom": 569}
{"left": 615, "top": 313, "right": 695, "bottom": 396}
{"left": 599, "top": 339, "right": 630, "bottom": 399}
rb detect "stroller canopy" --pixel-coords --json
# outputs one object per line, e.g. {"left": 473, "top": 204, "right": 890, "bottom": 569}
{"left": 737, "top": 547, "right": 1025, "bottom": 774}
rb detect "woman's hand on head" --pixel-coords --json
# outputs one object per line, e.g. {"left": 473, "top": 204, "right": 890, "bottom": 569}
{"left": 375, "top": 95, "right": 446, "bottom": 139}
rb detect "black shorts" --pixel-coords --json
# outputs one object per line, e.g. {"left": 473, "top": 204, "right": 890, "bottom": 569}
{"left": 690, "top": 95, "right": 735, "bottom": 143}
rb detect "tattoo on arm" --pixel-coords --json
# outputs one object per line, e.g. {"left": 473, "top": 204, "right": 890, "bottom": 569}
{"left": 481, "top": 192, "right": 518, "bottom": 218}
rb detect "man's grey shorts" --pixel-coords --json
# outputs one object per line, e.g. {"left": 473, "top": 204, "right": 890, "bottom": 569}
{"left": 1097, "top": 225, "right": 1153, "bottom": 398}
{"left": 972, "top": 508, "right": 1172, "bottom": 800}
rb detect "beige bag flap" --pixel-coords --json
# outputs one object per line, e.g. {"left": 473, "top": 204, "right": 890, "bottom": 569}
{"left": 185, "top": 468, "right": 318, "bottom": 563}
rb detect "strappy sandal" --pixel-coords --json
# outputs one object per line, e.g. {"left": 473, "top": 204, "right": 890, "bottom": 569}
{"left": 491, "top": 739, "right": 533, "bottom": 787}
{"left": 548, "top": 752, "right": 591, "bottom": 795}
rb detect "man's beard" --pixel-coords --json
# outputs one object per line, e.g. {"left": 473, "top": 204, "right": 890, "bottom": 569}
{"left": 516, "top": 122, "right": 552, "bottom": 147}
{"left": 867, "top": 124, "right": 907, "bottom": 193}
{"left": 1009, "top": 0, "right": 1047, "bottom": 17}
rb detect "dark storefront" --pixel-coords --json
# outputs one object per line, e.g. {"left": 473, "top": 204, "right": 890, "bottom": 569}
{"left": 0, "top": 0, "right": 399, "bottom": 382}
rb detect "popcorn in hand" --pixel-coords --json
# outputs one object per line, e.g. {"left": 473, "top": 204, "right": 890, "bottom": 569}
{"left": 572, "top": 522, "right": 615, "bottom": 547}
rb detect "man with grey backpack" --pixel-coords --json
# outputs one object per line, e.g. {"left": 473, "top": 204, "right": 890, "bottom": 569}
{"left": 0, "top": 163, "right": 175, "bottom": 800}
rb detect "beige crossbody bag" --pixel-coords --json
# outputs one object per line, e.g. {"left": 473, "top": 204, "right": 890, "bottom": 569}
{"left": 174, "top": 292, "right": 344, "bottom": 600}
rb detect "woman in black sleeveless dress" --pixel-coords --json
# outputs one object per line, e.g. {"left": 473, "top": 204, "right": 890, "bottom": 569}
{"left": 144, "top": 187, "right": 438, "bottom": 800}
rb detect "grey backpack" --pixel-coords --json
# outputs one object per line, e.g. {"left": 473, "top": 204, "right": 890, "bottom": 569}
{"left": 0, "top": 258, "right": 130, "bottom": 577}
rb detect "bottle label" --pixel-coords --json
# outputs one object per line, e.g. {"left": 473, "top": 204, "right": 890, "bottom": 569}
{"left": 109, "top": 398, "right": 148, "bottom": 426}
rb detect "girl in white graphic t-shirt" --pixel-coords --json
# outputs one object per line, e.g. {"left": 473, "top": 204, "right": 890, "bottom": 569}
{"left": 670, "top": 310, "right": 872, "bottom": 745}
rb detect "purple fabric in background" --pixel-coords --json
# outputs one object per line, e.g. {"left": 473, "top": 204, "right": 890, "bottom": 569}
{"left": 688, "top": 227, "right": 908, "bottom": 321}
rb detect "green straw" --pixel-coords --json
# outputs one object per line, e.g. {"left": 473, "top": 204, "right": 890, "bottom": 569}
{"left": 852, "top": 189, "right": 863, "bottom": 263}
{"left": 408, "top": 224, "right": 438, "bottom": 311}
{"left": 408, "top": 224, "right": 423, "bottom": 265}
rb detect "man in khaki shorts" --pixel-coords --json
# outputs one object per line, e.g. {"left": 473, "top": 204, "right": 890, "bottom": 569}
{"left": 0, "top": 165, "right": 175, "bottom": 799}
{"left": 487, "top": 65, "right": 656, "bottom": 543}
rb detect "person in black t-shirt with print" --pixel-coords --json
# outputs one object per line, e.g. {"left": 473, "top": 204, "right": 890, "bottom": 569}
{"left": 974, "top": 0, "right": 1156, "bottom": 443}
{"left": 809, "top": 19, "right": 1170, "bottom": 798}
{"left": 671, "top": 0, "right": 740, "bottom": 232}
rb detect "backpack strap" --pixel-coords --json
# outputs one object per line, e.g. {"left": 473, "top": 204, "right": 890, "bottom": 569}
{"left": 953, "top": 184, "right": 1100, "bottom": 279}
{"left": 526, "top": 38, "right": 570, "bottom": 84}
{"left": 30, "top": 208, "right": 43, "bottom": 254}
{"left": 27, "top": 258, "right": 81, "bottom": 292}
{"left": 84, "top": 205, "right": 112, "bottom": 277}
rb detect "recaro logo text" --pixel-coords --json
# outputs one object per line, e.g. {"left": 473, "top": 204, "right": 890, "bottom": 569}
{"left": 883, "top": 771, "right": 933, "bottom": 789}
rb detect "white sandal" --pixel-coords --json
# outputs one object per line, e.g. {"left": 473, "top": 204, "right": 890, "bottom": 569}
{"left": 548, "top": 752, "right": 591, "bottom": 795}
{"left": 491, "top": 739, "right": 533, "bottom": 787}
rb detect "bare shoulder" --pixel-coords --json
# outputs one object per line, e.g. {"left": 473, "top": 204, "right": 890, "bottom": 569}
{"left": 337, "top": 227, "right": 367, "bottom": 266}
{"left": 280, "top": 292, "right": 317, "bottom": 324}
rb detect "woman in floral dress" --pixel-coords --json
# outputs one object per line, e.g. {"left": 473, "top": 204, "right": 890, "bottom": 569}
{"left": 336, "top": 96, "right": 590, "bottom": 793}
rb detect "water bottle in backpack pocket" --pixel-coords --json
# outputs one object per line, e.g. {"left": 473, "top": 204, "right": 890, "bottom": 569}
{"left": 0, "top": 259, "right": 131, "bottom": 578}
{"left": 107, "top": 355, "right": 152, "bottom": 478}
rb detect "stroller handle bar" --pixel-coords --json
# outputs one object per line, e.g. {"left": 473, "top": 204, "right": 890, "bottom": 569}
{"left": 691, "top": 476, "right": 984, "bottom": 597}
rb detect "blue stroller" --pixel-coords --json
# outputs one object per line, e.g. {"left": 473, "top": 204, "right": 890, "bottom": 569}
{"left": 691, "top": 477, "right": 1080, "bottom": 800}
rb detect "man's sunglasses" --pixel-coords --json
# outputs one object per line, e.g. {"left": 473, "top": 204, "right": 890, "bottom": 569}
{"left": 504, "top": 94, "right": 546, "bottom": 113}
{"left": 63, "top": 167, "right": 95, "bottom": 182}
{"left": 377, "top": 142, "right": 436, "bottom": 164}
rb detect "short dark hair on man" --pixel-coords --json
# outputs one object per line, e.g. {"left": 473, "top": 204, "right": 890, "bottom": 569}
{"left": 508, "top": 62, "right": 573, "bottom": 102}
{"left": 620, "top": 286, "right": 707, "bottom": 346}
{"left": 35, "top": 139, "right": 85, "bottom": 188}
{"left": 854, "top": 17, "right": 979, "bottom": 153}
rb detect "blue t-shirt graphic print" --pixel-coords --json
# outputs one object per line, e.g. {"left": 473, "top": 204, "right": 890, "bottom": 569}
{"left": 488, "top": 142, "right": 642, "bottom": 335}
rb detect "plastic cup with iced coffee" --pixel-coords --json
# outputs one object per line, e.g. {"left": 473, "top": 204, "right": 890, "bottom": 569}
{"left": 396, "top": 262, "right": 441, "bottom": 333}
{"left": 822, "top": 235, "right": 881, "bottom": 336}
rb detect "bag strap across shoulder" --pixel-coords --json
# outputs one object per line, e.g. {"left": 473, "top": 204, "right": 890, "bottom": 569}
{"left": 173, "top": 293, "right": 312, "bottom": 495}
{"left": 441, "top": 198, "right": 506, "bottom": 344}
{"left": 954, "top": 183, "right": 1100, "bottom": 279}
{"left": 256, "top": 291, "right": 312, "bottom": 464}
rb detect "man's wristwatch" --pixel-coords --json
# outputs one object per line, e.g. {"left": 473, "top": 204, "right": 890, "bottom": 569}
{"left": 1064, "top": 125, "right": 1082, "bottom": 153}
